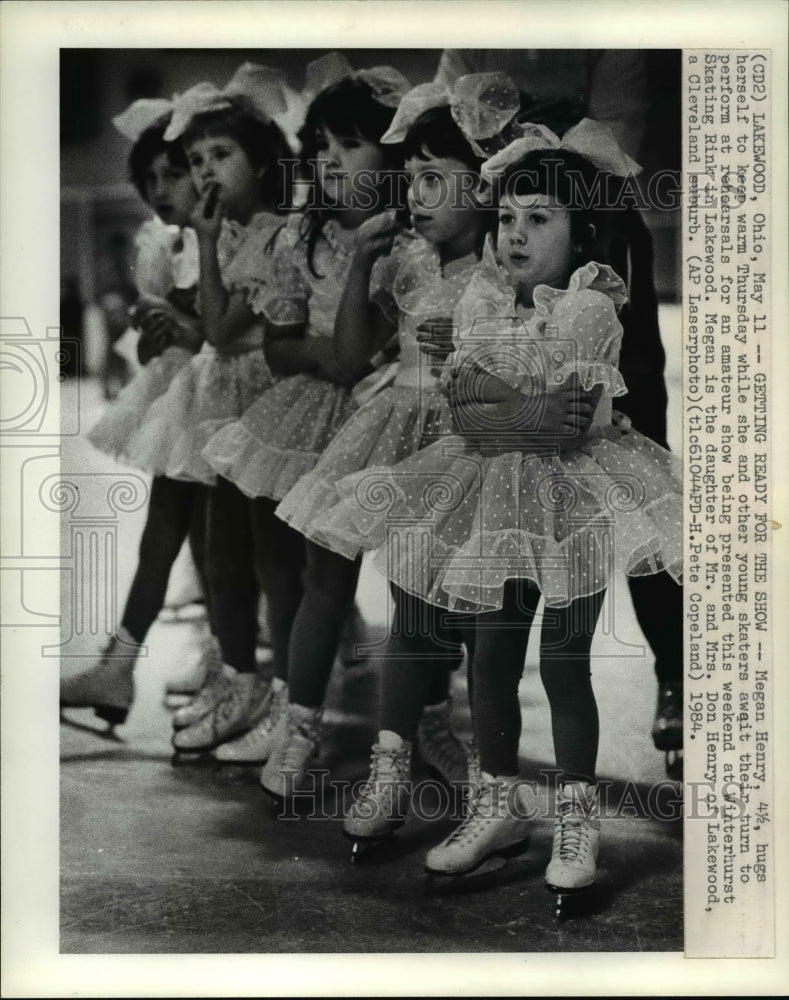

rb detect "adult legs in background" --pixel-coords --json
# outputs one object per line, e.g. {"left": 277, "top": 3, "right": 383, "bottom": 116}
{"left": 628, "top": 571, "right": 683, "bottom": 752}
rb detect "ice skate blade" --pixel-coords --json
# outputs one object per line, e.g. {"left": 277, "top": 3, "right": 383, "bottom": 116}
{"left": 157, "top": 601, "right": 207, "bottom": 625}
{"left": 163, "top": 692, "right": 194, "bottom": 710}
{"left": 59, "top": 699, "right": 129, "bottom": 727}
{"left": 258, "top": 781, "right": 315, "bottom": 816}
{"left": 348, "top": 834, "right": 396, "bottom": 864}
{"left": 213, "top": 752, "right": 269, "bottom": 766}
{"left": 424, "top": 835, "right": 530, "bottom": 878}
{"left": 545, "top": 881, "right": 597, "bottom": 921}
{"left": 170, "top": 749, "right": 215, "bottom": 767}
{"left": 665, "top": 749, "right": 684, "bottom": 782}
{"left": 342, "top": 822, "right": 405, "bottom": 863}
{"left": 652, "top": 727, "right": 683, "bottom": 753}
{"left": 59, "top": 712, "right": 124, "bottom": 742}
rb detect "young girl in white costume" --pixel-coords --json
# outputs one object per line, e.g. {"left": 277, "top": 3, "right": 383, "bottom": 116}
{"left": 200, "top": 55, "right": 410, "bottom": 768}
{"left": 332, "top": 125, "right": 683, "bottom": 898}
{"left": 61, "top": 102, "right": 207, "bottom": 725}
{"left": 107, "top": 66, "right": 295, "bottom": 753}
{"left": 268, "top": 74, "right": 522, "bottom": 823}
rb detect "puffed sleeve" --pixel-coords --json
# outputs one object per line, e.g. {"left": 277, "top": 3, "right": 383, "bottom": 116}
{"left": 368, "top": 243, "right": 403, "bottom": 324}
{"left": 171, "top": 227, "right": 199, "bottom": 290}
{"left": 449, "top": 273, "right": 536, "bottom": 391}
{"left": 257, "top": 217, "right": 309, "bottom": 327}
{"left": 133, "top": 219, "right": 177, "bottom": 300}
{"left": 221, "top": 213, "right": 284, "bottom": 316}
{"left": 548, "top": 288, "right": 628, "bottom": 396}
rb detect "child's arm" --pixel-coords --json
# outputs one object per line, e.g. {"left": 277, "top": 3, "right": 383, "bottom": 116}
{"left": 334, "top": 211, "right": 401, "bottom": 369}
{"left": 265, "top": 321, "right": 322, "bottom": 375}
{"left": 447, "top": 370, "right": 599, "bottom": 450}
{"left": 192, "top": 186, "right": 259, "bottom": 349}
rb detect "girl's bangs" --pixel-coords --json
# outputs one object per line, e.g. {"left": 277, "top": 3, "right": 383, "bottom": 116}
{"left": 401, "top": 106, "right": 480, "bottom": 169}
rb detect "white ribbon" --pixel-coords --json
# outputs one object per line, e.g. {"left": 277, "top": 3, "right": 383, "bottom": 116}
{"left": 163, "top": 62, "right": 288, "bottom": 141}
{"left": 481, "top": 118, "right": 642, "bottom": 182}
{"left": 304, "top": 51, "right": 410, "bottom": 108}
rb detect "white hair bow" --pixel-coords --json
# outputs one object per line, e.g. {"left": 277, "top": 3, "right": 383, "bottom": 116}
{"left": 162, "top": 62, "right": 288, "bottom": 141}
{"left": 303, "top": 51, "right": 410, "bottom": 108}
{"left": 112, "top": 98, "right": 175, "bottom": 142}
{"left": 480, "top": 119, "right": 642, "bottom": 183}
{"left": 381, "top": 64, "right": 521, "bottom": 157}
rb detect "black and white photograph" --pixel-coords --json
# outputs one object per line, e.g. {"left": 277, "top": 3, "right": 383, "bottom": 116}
{"left": 1, "top": 1, "right": 787, "bottom": 996}
{"left": 57, "top": 41, "right": 685, "bottom": 951}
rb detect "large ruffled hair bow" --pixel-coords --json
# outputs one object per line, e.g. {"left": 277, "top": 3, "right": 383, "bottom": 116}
{"left": 112, "top": 98, "right": 176, "bottom": 142}
{"left": 304, "top": 51, "right": 410, "bottom": 107}
{"left": 381, "top": 54, "right": 521, "bottom": 157}
{"left": 480, "top": 119, "right": 642, "bottom": 182}
{"left": 162, "top": 62, "right": 288, "bottom": 141}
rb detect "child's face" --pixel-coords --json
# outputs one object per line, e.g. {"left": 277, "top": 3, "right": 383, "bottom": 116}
{"left": 313, "top": 127, "right": 387, "bottom": 209}
{"left": 185, "top": 134, "right": 262, "bottom": 221}
{"left": 497, "top": 193, "right": 574, "bottom": 300}
{"left": 145, "top": 152, "right": 197, "bottom": 227}
{"left": 406, "top": 153, "right": 481, "bottom": 248}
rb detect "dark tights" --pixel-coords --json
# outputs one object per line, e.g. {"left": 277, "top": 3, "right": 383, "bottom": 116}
{"left": 251, "top": 498, "right": 305, "bottom": 682}
{"left": 380, "top": 585, "right": 475, "bottom": 741}
{"left": 207, "top": 478, "right": 305, "bottom": 676}
{"left": 121, "top": 477, "right": 207, "bottom": 643}
{"left": 287, "top": 541, "right": 360, "bottom": 708}
{"left": 628, "top": 572, "right": 683, "bottom": 688}
{"left": 472, "top": 581, "right": 605, "bottom": 784}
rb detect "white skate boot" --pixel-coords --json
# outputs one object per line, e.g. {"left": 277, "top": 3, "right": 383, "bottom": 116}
{"left": 170, "top": 644, "right": 225, "bottom": 730}
{"left": 164, "top": 632, "right": 221, "bottom": 708}
{"left": 213, "top": 678, "right": 288, "bottom": 764}
{"left": 344, "top": 731, "right": 412, "bottom": 861}
{"left": 424, "top": 772, "right": 531, "bottom": 876}
{"left": 545, "top": 781, "right": 601, "bottom": 918}
{"left": 60, "top": 627, "right": 140, "bottom": 727}
{"left": 260, "top": 703, "right": 322, "bottom": 801}
{"left": 417, "top": 699, "right": 470, "bottom": 794}
{"left": 171, "top": 667, "right": 269, "bottom": 758}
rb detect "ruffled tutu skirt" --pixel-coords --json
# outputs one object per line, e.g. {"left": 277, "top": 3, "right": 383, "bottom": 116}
{"left": 202, "top": 373, "right": 357, "bottom": 501}
{"left": 276, "top": 384, "right": 453, "bottom": 559}
{"left": 329, "top": 416, "right": 683, "bottom": 612}
{"left": 123, "top": 348, "right": 274, "bottom": 484}
{"left": 87, "top": 346, "right": 192, "bottom": 462}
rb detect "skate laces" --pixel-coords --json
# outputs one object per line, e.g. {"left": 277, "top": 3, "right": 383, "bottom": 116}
{"left": 554, "top": 791, "right": 596, "bottom": 862}
{"left": 420, "top": 717, "right": 466, "bottom": 773}
{"left": 444, "top": 781, "right": 500, "bottom": 843}
{"left": 255, "top": 684, "right": 286, "bottom": 736}
{"left": 280, "top": 715, "right": 320, "bottom": 769}
{"left": 465, "top": 740, "right": 482, "bottom": 790}
{"left": 368, "top": 744, "right": 409, "bottom": 786}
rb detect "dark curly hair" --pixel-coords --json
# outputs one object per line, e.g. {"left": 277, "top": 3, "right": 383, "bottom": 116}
{"left": 128, "top": 121, "right": 190, "bottom": 204}
{"left": 401, "top": 104, "right": 480, "bottom": 170}
{"left": 182, "top": 95, "right": 294, "bottom": 213}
